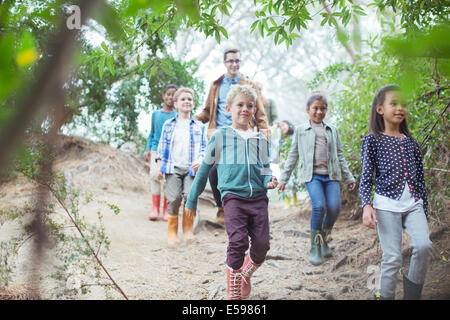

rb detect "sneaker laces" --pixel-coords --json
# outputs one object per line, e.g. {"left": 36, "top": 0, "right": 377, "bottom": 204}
{"left": 242, "top": 260, "right": 258, "bottom": 280}
{"left": 229, "top": 272, "right": 242, "bottom": 298}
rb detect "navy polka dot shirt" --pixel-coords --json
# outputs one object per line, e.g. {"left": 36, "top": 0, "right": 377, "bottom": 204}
{"left": 359, "top": 133, "right": 429, "bottom": 218}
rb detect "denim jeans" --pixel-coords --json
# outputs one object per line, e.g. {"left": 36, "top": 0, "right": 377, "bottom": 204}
{"left": 305, "top": 174, "right": 341, "bottom": 231}
{"left": 376, "top": 204, "right": 432, "bottom": 298}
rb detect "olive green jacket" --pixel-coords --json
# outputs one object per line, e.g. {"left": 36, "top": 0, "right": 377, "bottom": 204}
{"left": 280, "top": 121, "right": 355, "bottom": 185}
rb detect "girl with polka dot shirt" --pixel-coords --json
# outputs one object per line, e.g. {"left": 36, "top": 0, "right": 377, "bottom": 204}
{"left": 360, "top": 85, "right": 432, "bottom": 300}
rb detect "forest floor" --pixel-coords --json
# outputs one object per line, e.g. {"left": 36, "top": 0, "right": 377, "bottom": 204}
{"left": 0, "top": 135, "right": 448, "bottom": 300}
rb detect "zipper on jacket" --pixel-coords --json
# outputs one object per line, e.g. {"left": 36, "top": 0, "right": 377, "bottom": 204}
{"left": 244, "top": 136, "right": 253, "bottom": 197}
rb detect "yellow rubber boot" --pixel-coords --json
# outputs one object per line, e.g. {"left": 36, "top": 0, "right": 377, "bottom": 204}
{"left": 292, "top": 192, "right": 299, "bottom": 206}
{"left": 284, "top": 196, "right": 291, "bottom": 209}
{"left": 182, "top": 209, "right": 195, "bottom": 242}
{"left": 167, "top": 214, "right": 180, "bottom": 245}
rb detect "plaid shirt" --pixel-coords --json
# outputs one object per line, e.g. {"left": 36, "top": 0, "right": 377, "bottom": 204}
{"left": 156, "top": 116, "right": 207, "bottom": 176}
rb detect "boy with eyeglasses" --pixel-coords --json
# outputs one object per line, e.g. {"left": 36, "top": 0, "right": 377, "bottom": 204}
{"left": 195, "top": 48, "right": 269, "bottom": 223}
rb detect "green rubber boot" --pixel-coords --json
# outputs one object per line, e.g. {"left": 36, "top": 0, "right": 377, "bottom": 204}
{"left": 320, "top": 228, "right": 333, "bottom": 258}
{"left": 309, "top": 230, "right": 324, "bottom": 266}
{"left": 403, "top": 270, "right": 423, "bottom": 300}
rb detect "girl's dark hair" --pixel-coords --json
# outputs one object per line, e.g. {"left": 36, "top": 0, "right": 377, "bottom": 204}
{"left": 370, "top": 84, "right": 412, "bottom": 138}
{"left": 281, "top": 120, "right": 294, "bottom": 136}
{"left": 306, "top": 94, "right": 328, "bottom": 108}
{"left": 163, "top": 84, "right": 178, "bottom": 94}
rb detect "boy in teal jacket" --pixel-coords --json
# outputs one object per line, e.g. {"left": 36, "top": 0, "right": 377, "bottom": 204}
{"left": 185, "top": 85, "right": 278, "bottom": 300}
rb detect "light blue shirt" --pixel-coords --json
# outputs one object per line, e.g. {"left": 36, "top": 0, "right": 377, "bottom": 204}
{"left": 146, "top": 109, "right": 177, "bottom": 151}
{"left": 216, "top": 73, "right": 242, "bottom": 128}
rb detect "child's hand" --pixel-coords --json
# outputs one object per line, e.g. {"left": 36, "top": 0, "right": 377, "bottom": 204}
{"left": 362, "top": 205, "right": 378, "bottom": 229}
{"left": 185, "top": 208, "right": 196, "bottom": 218}
{"left": 267, "top": 177, "right": 278, "bottom": 189}
{"left": 277, "top": 183, "right": 286, "bottom": 193}
{"left": 144, "top": 150, "right": 151, "bottom": 162}
{"left": 192, "top": 158, "right": 202, "bottom": 172}
{"left": 156, "top": 160, "right": 163, "bottom": 179}
{"left": 348, "top": 183, "right": 356, "bottom": 191}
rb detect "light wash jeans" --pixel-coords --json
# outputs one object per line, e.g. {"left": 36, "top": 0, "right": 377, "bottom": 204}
{"left": 376, "top": 204, "right": 432, "bottom": 298}
{"left": 305, "top": 174, "right": 341, "bottom": 230}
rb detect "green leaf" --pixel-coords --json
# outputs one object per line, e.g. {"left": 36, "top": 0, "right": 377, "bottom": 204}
{"left": 95, "top": 3, "right": 125, "bottom": 42}
{"left": 289, "top": 19, "right": 295, "bottom": 32}
{"left": 258, "top": 21, "right": 264, "bottom": 37}
{"left": 159, "top": 59, "right": 173, "bottom": 76}
{"left": 16, "top": 31, "right": 39, "bottom": 68}
{"left": 83, "top": 51, "right": 102, "bottom": 64}
{"left": 17, "top": 30, "right": 37, "bottom": 52}
{"left": 124, "top": 0, "right": 171, "bottom": 17}
{"left": 101, "top": 42, "right": 108, "bottom": 53}
{"left": 140, "top": 60, "right": 152, "bottom": 72}
{"left": 217, "top": 26, "right": 228, "bottom": 39}
{"left": 250, "top": 20, "right": 259, "bottom": 33}
{"left": 99, "top": 56, "right": 105, "bottom": 79}
{"left": 106, "top": 56, "right": 115, "bottom": 76}
{"left": 0, "top": 34, "right": 16, "bottom": 102}
{"left": 174, "top": 0, "right": 200, "bottom": 22}
{"left": 214, "top": 30, "right": 221, "bottom": 44}
{"left": 274, "top": 29, "right": 281, "bottom": 44}
{"left": 148, "top": 65, "right": 158, "bottom": 78}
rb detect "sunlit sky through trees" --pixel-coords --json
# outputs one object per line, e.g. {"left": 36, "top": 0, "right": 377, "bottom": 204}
{"left": 74, "top": 0, "right": 390, "bottom": 146}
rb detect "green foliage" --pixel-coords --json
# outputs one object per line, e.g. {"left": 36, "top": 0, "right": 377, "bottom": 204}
{"left": 278, "top": 135, "right": 303, "bottom": 199}
{"left": 371, "top": 0, "right": 450, "bottom": 30}
{"left": 0, "top": 143, "right": 121, "bottom": 297}
{"left": 186, "top": 0, "right": 231, "bottom": 43}
{"left": 250, "top": 0, "right": 367, "bottom": 47}
{"left": 0, "top": 236, "right": 22, "bottom": 286}
{"left": 0, "top": 0, "right": 215, "bottom": 152}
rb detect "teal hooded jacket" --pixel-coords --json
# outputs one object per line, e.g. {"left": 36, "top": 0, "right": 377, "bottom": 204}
{"left": 186, "top": 127, "right": 272, "bottom": 211}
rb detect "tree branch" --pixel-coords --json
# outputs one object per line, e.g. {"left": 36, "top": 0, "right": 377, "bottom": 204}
{"left": 321, "top": 1, "right": 357, "bottom": 62}
{"left": 419, "top": 100, "right": 450, "bottom": 149}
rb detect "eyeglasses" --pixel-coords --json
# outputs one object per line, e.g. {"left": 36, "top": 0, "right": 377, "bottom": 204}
{"left": 225, "top": 59, "right": 241, "bottom": 65}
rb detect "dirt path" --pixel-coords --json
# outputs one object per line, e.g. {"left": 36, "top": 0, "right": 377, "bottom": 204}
{"left": 50, "top": 189, "right": 450, "bottom": 300}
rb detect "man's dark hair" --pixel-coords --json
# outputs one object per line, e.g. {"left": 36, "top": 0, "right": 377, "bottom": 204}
{"left": 223, "top": 48, "right": 240, "bottom": 61}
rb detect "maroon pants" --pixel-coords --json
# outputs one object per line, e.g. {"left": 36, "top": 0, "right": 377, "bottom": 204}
{"left": 222, "top": 193, "right": 270, "bottom": 270}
